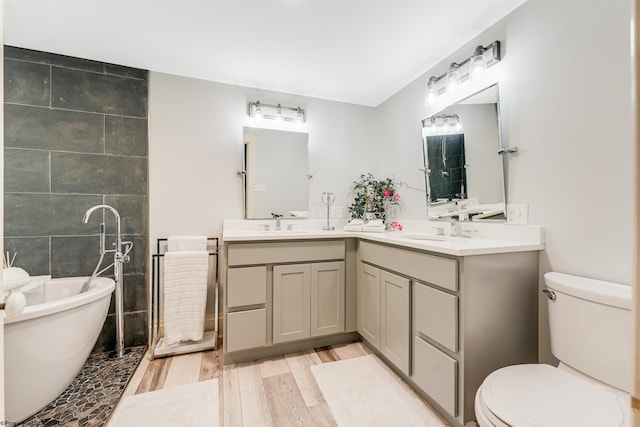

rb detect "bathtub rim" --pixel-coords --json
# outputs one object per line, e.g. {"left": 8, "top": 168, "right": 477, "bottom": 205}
{"left": 4, "top": 276, "right": 115, "bottom": 324}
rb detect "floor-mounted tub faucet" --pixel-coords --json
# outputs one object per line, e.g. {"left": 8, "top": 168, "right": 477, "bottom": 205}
{"left": 82, "top": 204, "right": 133, "bottom": 359}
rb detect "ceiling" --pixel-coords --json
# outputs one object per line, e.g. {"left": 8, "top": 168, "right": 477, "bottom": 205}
{"left": 4, "top": 0, "right": 527, "bottom": 107}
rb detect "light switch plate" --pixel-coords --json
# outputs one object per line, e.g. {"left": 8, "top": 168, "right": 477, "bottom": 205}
{"left": 506, "top": 204, "right": 528, "bottom": 225}
{"left": 331, "top": 206, "right": 343, "bottom": 219}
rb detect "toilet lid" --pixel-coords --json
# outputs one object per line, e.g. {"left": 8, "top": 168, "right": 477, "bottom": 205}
{"left": 482, "top": 364, "right": 627, "bottom": 427}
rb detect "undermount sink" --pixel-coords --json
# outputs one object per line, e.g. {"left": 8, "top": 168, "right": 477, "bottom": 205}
{"left": 259, "top": 229, "right": 311, "bottom": 235}
{"left": 399, "top": 234, "right": 449, "bottom": 241}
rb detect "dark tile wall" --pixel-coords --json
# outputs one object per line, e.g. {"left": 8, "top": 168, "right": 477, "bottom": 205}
{"left": 426, "top": 133, "right": 467, "bottom": 201}
{"left": 4, "top": 46, "right": 149, "bottom": 353}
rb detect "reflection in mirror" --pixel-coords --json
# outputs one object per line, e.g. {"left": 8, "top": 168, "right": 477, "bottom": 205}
{"left": 421, "top": 84, "right": 506, "bottom": 221}
{"left": 243, "top": 127, "right": 309, "bottom": 219}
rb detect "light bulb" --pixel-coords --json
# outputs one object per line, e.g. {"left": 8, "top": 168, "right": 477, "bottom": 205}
{"left": 275, "top": 104, "right": 283, "bottom": 122}
{"left": 254, "top": 104, "right": 263, "bottom": 121}
{"left": 454, "top": 119, "right": 463, "bottom": 132}
{"left": 296, "top": 107, "right": 304, "bottom": 124}
{"left": 470, "top": 46, "right": 486, "bottom": 81}
{"left": 425, "top": 77, "right": 438, "bottom": 107}
{"left": 446, "top": 63, "right": 460, "bottom": 94}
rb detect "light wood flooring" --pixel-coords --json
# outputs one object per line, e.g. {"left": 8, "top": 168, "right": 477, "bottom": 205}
{"left": 117, "top": 340, "right": 450, "bottom": 426}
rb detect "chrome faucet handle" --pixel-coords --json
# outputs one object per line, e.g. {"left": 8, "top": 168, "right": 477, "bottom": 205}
{"left": 260, "top": 224, "right": 270, "bottom": 231}
{"left": 287, "top": 224, "right": 297, "bottom": 231}
{"left": 433, "top": 226, "right": 445, "bottom": 236}
{"left": 270, "top": 212, "right": 283, "bottom": 218}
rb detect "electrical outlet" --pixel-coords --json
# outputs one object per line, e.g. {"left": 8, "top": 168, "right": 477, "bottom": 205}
{"left": 506, "top": 204, "right": 529, "bottom": 225}
{"left": 330, "top": 206, "right": 343, "bottom": 219}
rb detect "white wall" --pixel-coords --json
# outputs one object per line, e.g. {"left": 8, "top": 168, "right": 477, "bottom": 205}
{"left": 375, "top": 0, "right": 633, "bottom": 362}
{"left": 149, "top": 73, "right": 377, "bottom": 245}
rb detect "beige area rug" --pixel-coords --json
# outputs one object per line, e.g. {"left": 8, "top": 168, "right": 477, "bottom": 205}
{"left": 107, "top": 379, "right": 219, "bottom": 427}
{"left": 311, "top": 355, "right": 445, "bottom": 427}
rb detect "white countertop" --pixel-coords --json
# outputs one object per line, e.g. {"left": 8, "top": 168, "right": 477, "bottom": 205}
{"left": 222, "top": 220, "right": 544, "bottom": 257}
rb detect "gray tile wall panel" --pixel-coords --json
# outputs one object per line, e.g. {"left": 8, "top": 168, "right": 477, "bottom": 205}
{"left": 105, "top": 116, "right": 148, "bottom": 157}
{"left": 51, "top": 152, "right": 147, "bottom": 195}
{"left": 5, "top": 59, "right": 50, "bottom": 106}
{"left": 5, "top": 148, "right": 50, "bottom": 193}
{"left": 5, "top": 193, "right": 103, "bottom": 237}
{"left": 4, "top": 237, "right": 50, "bottom": 276}
{"left": 5, "top": 104, "right": 104, "bottom": 152}
{"left": 104, "top": 195, "right": 148, "bottom": 235}
{"left": 50, "top": 235, "right": 104, "bottom": 277}
{"left": 51, "top": 67, "right": 147, "bottom": 117}
{"left": 5, "top": 46, "right": 103, "bottom": 73}
{"left": 103, "top": 63, "right": 148, "bottom": 80}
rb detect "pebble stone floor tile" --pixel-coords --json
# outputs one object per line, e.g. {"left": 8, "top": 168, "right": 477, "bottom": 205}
{"left": 17, "top": 346, "right": 146, "bottom": 427}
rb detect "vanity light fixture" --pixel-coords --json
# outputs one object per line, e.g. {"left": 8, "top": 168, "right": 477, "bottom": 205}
{"left": 424, "top": 40, "right": 501, "bottom": 107}
{"left": 422, "top": 114, "right": 463, "bottom": 136}
{"left": 248, "top": 101, "right": 306, "bottom": 123}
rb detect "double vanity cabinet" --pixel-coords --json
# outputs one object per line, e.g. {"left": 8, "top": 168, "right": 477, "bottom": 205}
{"left": 222, "top": 227, "right": 541, "bottom": 426}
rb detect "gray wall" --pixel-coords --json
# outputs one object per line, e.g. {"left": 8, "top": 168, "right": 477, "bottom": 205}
{"left": 3, "top": 46, "right": 149, "bottom": 352}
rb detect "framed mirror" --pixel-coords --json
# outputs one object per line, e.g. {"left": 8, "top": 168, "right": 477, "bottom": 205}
{"left": 421, "top": 84, "right": 506, "bottom": 221}
{"left": 242, "top": 127, "right": 310, "bottom": 219}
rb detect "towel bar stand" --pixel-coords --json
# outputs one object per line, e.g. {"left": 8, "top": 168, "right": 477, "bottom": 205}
{"left": 150, "top": 237, "right": 219, "bottom": 359}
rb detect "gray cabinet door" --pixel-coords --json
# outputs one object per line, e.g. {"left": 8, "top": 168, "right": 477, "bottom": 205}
{"left": 357, "top": 262, "right": 381, "bottom": 349}
{"left": 380, "top": 270, "right": 410, "bottom": 375}
{"left": 273, "top": 264, "right": 311, "bottom": 344}
{"left": 310, "top": 261, "right": 345, "bottom": 337}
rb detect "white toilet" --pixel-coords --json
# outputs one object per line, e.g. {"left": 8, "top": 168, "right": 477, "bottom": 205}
{"left": 474, "top": 272, "right": 632, "bottom": 427}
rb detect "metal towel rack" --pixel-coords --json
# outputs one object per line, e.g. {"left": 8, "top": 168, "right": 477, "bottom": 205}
{"left": 150, "top": 237, "right": 219, "bottom": 359}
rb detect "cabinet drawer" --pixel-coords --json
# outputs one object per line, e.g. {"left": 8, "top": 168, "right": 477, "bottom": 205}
{"left": 226, "top": 309, "right": 266, "bottom": 352}
{"left": 413, "top": 336, "right": 458, "bottom": 416}
{"left": 227, "top": 266, "right": 267, "bottom": 308}
{"left": 414, "top": 282, "right": 458, "bottom": 352}
{"left": 228, "top": 240, "right": 345, "bottom": 266}
{"left": 360, "top": 241, "right": 457, "bottom": 291}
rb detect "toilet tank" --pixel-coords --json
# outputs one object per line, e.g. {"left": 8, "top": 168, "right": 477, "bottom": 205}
{"left": 544, "top": 272, "right": 632, "bottom": 393}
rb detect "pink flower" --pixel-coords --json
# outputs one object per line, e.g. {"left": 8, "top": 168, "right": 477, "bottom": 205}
{"left": 393, "top": 193, "right": 400, "bottom": 201}
{"left": 384, "top": 190, "right": 391, "bottom": 197}
{"left": 388, "top": 221, "right": 403, "bottom": 231}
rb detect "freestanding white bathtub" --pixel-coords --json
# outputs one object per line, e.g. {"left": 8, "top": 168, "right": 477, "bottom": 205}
{"left": 4, "top": 276, "right": 115, "bottom": 423}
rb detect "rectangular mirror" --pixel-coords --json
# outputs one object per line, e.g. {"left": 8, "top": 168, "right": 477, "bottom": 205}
{"left": 421, "top": 84, "right": 506, "bottom": 221}
{"left": 242, "top": 127, "right": 309, "bottom": 219}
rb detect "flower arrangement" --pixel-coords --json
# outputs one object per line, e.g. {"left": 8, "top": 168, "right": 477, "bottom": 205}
{"left": 348, "top": 173, "right": 400, "bottom": 223}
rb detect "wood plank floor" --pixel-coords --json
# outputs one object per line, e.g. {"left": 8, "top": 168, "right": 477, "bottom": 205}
{"left": 115, "top": 340, "right": 450, "bottom": 426}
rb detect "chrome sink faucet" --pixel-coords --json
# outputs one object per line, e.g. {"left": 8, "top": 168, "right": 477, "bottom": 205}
{"left": 449, "top": 216, "right": 461, "bottom": 237}
{"left": 271, "top": 212, "right": 283, "bottom": 230}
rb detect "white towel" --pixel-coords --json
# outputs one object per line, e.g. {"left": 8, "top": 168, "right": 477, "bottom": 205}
{"left": 3, "top": 267, "right": 30, "bottom": 291}
{"left": 163, "top": 250, "right": 209, "bottom": 345}
{"left": 363, "top": 219, "right": 386, "bottom": 233}
{"left": 362, "top": 225, "right": 386, "bottom": 233}
{"left": 167, "top": 236, "right": 207, "bottom": 252}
